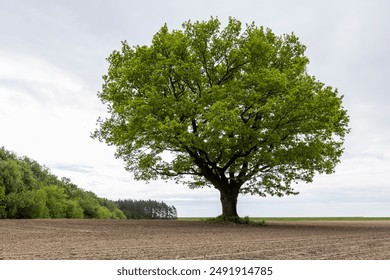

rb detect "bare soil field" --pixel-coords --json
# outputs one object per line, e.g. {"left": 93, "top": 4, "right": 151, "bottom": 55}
{"left": 1, "top": 219, "right": 390, "bottom": 259}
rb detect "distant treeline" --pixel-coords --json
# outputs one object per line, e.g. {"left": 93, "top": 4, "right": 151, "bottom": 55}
{"left": 116, "top": 199, "right": 177, "bottom": 219}
{"left": 0, "top": 147, "right": 126, "bottom": 219}
{"left": 0, "top": 147, "right": 177, "bottom": 219}
{"left": 0, "top": 147, "right": 177, "bottom": 220}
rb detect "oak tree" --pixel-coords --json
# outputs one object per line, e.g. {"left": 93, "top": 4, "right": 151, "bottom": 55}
{"left": 94, "top": 18, "right": 350, "bottom": 218}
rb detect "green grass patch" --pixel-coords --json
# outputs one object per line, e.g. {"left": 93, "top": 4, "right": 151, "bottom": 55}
{"left": 178, "top": 217, "right": 206, "bottom": 222}
{"left": 179, "top": 217, "right": 390, "bottom": 223}
{"left": 179, "top": 216, "right": 265, "bottom": 225}
{"left": 253, "top": 217, "right": 390, "bottom": 222}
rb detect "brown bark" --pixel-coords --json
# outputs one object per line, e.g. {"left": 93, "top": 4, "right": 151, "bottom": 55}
{"left": 219, "top": 185, "right": 240, "bottom": 218}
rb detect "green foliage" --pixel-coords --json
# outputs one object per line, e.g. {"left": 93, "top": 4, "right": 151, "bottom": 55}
{"left": 75, "top": 191, "right": 103, "bottom": 218}
{"left": 101, "top": 198, "right": 127, "bottom": 219}
{"left": 0, "top": 147, "right": 125, "bottom": 219}
{"left": 0, "top": 185, "right": 6, "bottom": 218}
{"left": 43, "top": 185, "right": 84, "bottom": 218}
{"left": 95, "top": 206, "right": 113, "bottom": 219}
{"left": 0, "top": 185, "right": 4, "bottom": 201}
{"left": 6, "top": 189, "right": 49, "bottom": 219}
{"left": 111, "top": 208, "right": 127, "bottom": 219}
{"left": 116, "top": 199, "right": 177, "bottom": 219}
{"left": 63, "top": 200, "right": 84, "bottom": 218}
{"left": 93, "top": 17, "right": 350, "bottom": 218}
{"left": 0, "top": 160, "right": 24, "bottom": 195}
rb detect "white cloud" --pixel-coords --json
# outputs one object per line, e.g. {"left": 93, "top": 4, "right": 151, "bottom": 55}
{"left": 0, "top": 51, "right": 87, "bottom": 105}
{"left": 0, "top": 51, "right": 99, "bottom": 166}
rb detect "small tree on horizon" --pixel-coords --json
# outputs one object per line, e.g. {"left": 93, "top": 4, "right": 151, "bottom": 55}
{"left": 93, "top": 17, "right": 350, "bottom": 219}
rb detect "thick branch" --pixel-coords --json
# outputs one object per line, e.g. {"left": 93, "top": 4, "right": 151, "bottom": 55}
{"left": 150, "top": 165, "right": 203, "bottom": 177}
{"left": 191, "top": 119, "right": 198, "bottom": 134}
{"left": 216, "top": 60, "right": 250, "bottom": 85}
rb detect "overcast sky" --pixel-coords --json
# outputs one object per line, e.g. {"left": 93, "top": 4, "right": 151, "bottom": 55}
{"left": 1, "top": 0, "right": 389, "bottom": 217}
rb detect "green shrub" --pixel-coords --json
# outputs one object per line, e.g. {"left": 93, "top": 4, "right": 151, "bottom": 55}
{"left": 64, "top": 200, "right": 84, "bottom": 218}
{"left": 6, "top": 189, "right": 50, "bottom": 218}
{"left": 95, "top": 206, "right": 113, "bottom": 219}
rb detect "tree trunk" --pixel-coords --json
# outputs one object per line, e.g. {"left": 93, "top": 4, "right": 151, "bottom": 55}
{"left": 219, "top": 187, "right": 239, "bottom": 218}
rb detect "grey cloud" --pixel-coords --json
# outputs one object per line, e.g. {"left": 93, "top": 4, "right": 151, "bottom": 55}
{"left": 51, "top": 163, "right": 94, "bottom": 174}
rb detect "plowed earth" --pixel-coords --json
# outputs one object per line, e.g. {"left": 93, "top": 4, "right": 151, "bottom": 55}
{"left": 1, "top": 219, "right": 389, "bottom": 259}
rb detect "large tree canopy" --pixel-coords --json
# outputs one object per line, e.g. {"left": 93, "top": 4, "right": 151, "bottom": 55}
{"left": 94, "top": 17, "right": 350, "bottom": 218}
